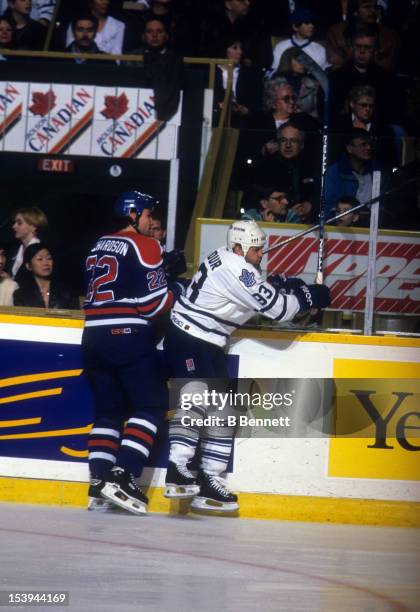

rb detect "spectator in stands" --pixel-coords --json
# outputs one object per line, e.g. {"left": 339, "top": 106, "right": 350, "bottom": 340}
{"left": 13, "top": 243, "right": 79, "bottom": 309}
{"left": 326, "top": 0, "right": 400, "bottom": 72}
{"left": 251, "top": 122, "right": 320, "bottom": 223}
{"left": 0, "top": 0, "right": 55, "bottom": 27}
{"left": 66, "top": 14, "right": 104, "bottom": 61}
{"left": 250, "top": 77, "right": 319, "bottom": 158}
{"left": 8, "top": 206, "right": 48, "bottom": 284}
{"left": 125, "top": 0, "right": 196, "bottom": 55}
{"left": 0, "top": 15, "right": 15, "bottom": 57}
{"left": 214, "top": 37, "right": 263, "bottom": 129}
{"left": 273, "top": 47, "right": 325, "bottom": 120}
{"left": 0, "top": 243, "right": 18, "bottom": 306}
{"left": 334, "top": 196, "right": 362, "bottom": 227}
{"left": 325, "top": 128, "right": 387, "bottom": 217}
{"left": 125, "top": 17, "right": 183, "bottom": 121}
{"left": 381, "top": 136, "right": 420, "bottom": 230}
{"left": 242, "top": 185, "right": 300, "bottom": 223}
{"left": 2, "top": 0, "right": 46, "bottom": 49}
{"left": 200, "top": 0, "right": 271, "bottom": 68}
{"left": 328, "top": 27, "right": 403, "bottom": 125}
{"left": 150, "top": 213, "right": 166, "bottom": 245}
{"left": 331, "top": 85, "right": 397, "bottom": 166}
{"left": 269, "top": 7, "right": 328, "bottom": 76}
{"left": 66, "top": 0, "right": 125, "bottom": 55}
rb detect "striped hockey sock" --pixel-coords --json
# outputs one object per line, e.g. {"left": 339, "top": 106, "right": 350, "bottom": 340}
{"left": 199, "top": 435, "right": 234, "bottom": 476}
{"left": 88, "top": 422, "right": 121, "bottom": 478}
{"left": 117, "top": 417, "right": 158, "bottom": 477}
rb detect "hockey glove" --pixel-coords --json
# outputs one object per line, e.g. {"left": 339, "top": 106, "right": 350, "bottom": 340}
{"left": 293, "top": 284, "right": 331, "bottom": 312}
{"left": 168, "top": 278, "right": 190, "bottom": 300}
{"left": 163, "top": 249, "right": 187, "bottom": 279}
{"left": 267, "top": 274, "right": 306, "bottom": 294}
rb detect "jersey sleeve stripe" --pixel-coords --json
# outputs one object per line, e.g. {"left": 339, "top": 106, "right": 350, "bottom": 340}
{"left": 136, "top": 298, "right": 164, "bottom": 313}
{"left": 274, "top": 295, "right": 288, "bottom": 321}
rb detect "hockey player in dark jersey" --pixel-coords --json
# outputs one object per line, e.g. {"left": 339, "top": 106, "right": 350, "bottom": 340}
{"left": 82, "top": 190, "right": 178, "bottom": 515}
{"left": 164, "top": 220, "right": 330, "bottom": 512}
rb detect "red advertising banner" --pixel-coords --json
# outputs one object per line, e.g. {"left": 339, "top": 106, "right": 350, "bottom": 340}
{"left": 197, "top": 220, "right": 420, "bottom": 316}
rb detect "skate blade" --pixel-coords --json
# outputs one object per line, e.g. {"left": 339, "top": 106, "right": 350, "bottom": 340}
{"left": 190, "top": 496, "right": 239, "bottom": 513}
{"left": 164, "top": 484, "right": 200, "bottom": 499}
{"left": 101, "top": 483, "right": 147, "bottom": 515}
{"left": 88, "top": 497, "right": 114, "bottom": 513}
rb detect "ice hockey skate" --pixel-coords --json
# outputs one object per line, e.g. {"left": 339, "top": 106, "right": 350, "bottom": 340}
{"left": 100, "top": 467, "right": 148, "bottom": 515}
{"left": 164, "top": 461, "right": 200, "bottom": 498}
{"left": 87, "top": 478, "right": 114, "bottom": 512}
{"left": 190, "top": 472, "right": 239, "bottom": 512}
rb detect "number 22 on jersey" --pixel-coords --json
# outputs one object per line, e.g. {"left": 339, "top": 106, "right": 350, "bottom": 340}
{"left": 85, "top": 255, "right": 119, "bottom": 303}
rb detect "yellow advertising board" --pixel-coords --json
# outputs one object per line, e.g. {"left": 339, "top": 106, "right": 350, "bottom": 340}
{"left": 329, "top": 360, "right": 420, "bottom": 480}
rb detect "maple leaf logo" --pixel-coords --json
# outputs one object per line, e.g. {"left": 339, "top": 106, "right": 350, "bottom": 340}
{"left": 101, "top": 93, "right": 129, "bottom": 120}
{"left": 29, "top": 90, "right": 57, "bottom": 116}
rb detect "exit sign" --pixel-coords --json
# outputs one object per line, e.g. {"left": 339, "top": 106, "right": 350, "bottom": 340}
{"left": 37, "top": 158, "right": 75, "bottom": 173}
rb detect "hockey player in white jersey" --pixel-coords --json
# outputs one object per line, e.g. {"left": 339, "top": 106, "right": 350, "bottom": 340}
{"left": 163, "top": 220, "right": 330, "bottom": 512}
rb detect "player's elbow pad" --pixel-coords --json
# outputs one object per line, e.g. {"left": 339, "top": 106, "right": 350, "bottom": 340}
{"left": 294, "top": 284, "right": 331, "bottom": 312}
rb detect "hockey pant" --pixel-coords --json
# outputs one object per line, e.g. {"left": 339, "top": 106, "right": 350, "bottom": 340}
{"left": 164, "top": 322, "right": 235, "bottom": 477}
{"left": 82, "top": 325, "right": 168, "bottom": 479}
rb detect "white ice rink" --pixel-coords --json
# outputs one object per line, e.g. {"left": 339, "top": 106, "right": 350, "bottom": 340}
{"left": 0, "top": 504, "right": 418, "bottom": 612}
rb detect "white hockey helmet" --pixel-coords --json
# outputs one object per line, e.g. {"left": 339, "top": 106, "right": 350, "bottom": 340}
{"left": 227, "top": 220, "right": 266, "bottom": 256}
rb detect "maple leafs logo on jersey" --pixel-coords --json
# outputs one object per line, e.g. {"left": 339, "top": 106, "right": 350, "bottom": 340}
{"left": 239, "top": 269, "right": 256, "bottom": 288}
{"left": 101, "top": 93, "right": 129, "bottom": 120}
{"left": 29, "top": 90, "right": 57, "bottom": 116}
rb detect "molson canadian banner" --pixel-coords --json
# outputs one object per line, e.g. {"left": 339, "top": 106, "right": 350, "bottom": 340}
{"left": 0, "top": 81, "right": 181, "bottom": 159}
{"left": 196, "top": 220, "right": 420, "bottom": 315}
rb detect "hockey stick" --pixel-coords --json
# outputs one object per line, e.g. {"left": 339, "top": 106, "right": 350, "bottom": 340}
{"left": 315, "top": 83, "right": 329, "bottom": 285}
{"left": 296, "top": 51, "right": 329, "bottom": 285}
{"left": 262, "top": 177, "right": 417, "bottom": 255}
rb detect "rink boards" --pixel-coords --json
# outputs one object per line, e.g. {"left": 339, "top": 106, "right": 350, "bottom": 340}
{"left": 0, "top": 311, "right": 419, "bottom": 527}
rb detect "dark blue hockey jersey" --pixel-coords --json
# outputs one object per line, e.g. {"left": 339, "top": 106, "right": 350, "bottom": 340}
{"left": 83, "top": 230, "right": 173, "bottom": 327}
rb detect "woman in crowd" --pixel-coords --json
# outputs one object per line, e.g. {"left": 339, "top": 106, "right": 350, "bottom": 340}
{"left": 214, "top": 37, "right": 263, "bottom": 129}
{"left": 0, "top": 16, "right": 15, "bottom": 58}
{"left": 274, "top": 47, "right": 324, "bottom": 120}
{"left": 9, "top": 206, "right": 48, "bottom": 284}
{"left": 13, "top": 243, "right": 79, "bottom": 309}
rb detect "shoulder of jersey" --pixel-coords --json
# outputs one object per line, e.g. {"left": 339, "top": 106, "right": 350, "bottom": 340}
{"left": 116, "top": 231, "right": 163, "bottom": 266}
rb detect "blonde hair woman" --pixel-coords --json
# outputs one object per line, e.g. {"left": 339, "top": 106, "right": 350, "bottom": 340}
{"left": 10, "top": 206, "right": 48, "bottom": 281}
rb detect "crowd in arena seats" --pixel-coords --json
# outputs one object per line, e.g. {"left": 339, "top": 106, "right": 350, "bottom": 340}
{"left": 0, "top": 207, "right": 78, "bottom": 308}
{"left": 0, "top": 0, "right": 418, "bottom": 231}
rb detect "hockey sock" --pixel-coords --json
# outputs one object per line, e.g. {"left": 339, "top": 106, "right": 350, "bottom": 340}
{"left": 117, "top": 416, "right": 158, "bottom": 477}
{"left": 168, "top": 380, "right": 207, "bottom": 456}
{"left": 88, "top": 419, "right": 122, "bottom": 478}
{"left": 199, "top": 435, "right": 234, "bottom": 476}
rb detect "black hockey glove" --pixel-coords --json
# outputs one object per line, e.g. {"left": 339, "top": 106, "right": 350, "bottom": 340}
{"left": 168, "top": 278, "right": 190, "bottom": 300}
{"left": 267, "top": 274, "right": 306, "bottom": 294}
{"left": 163, "top": 249, "right": 187, "bottom": 279}
{"left": 293, "top": 284, "right": 331, "bottom": 312}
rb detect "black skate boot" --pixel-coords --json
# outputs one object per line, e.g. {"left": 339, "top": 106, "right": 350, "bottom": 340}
{"left": 191, "top": 472, "right": 239, "bottom": 512}
{"left": 164, "top": 461, "right": 200, "bottom": 498}
{"left": 101, "top": 467, "right": 148, "bottom": 515}
{"left": 88, "top": 478, "right": 114, "bottom": 512}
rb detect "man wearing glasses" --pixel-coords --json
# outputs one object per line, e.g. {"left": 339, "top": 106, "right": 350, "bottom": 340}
{"left": 325, "top": 128, "right": 387, "bottom": 217}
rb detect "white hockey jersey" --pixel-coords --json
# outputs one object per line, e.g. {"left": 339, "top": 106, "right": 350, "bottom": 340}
{"left": 171, "top": 247, "right": 300, "bottom": 347}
